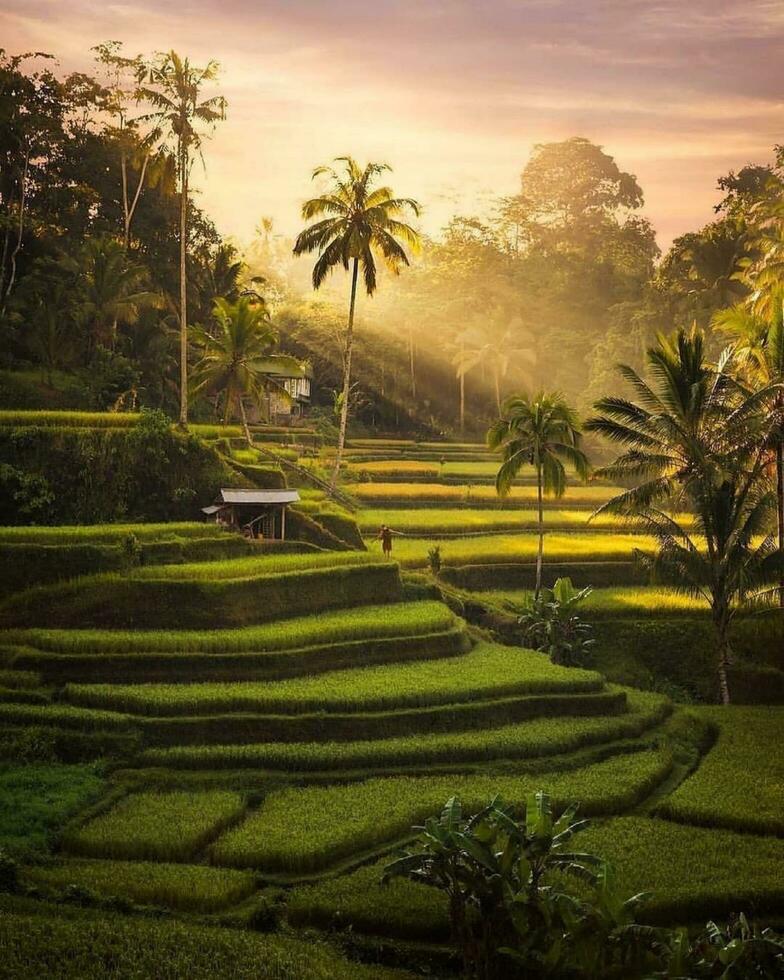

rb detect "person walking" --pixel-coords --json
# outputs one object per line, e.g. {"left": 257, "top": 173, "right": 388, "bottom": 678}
{"left": 376, "top": 524, "right": 402, "bottom": 558}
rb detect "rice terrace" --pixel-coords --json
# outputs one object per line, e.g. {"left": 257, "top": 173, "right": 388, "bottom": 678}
{"left": 0, "top": 5, "right": 783, "bottom": 979}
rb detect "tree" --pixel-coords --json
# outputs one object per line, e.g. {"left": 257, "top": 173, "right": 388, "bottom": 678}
{"left": 65, "top": 237, "right": 156, "bottom": 357}
{"left": 586, "top": 327, "right": 782, "bottom": 703}
{"left": 192, "top": 296, "right": 304, "bottom": 432}
{"left": 293, "top": 157, "right": 421, "bottom": 485}
{"left": 488, "top": 392, "right": 589, "bottom": 597}
{"left": 454, "top": 314, "right": 537, "bottom": 414}
{"left": 713, "top": 297, "right": 784, "bottom": 607}
{"left": 138, "top": 51, "right": 227, "bottom": 427}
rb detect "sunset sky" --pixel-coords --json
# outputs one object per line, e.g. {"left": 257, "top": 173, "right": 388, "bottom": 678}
{"left": 3, "top": 0, "right": 783, "bottom": 250}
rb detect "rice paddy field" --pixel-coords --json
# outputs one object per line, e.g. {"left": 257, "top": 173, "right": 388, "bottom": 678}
{"left": 1, "top": 431, "right": 782, "bottom": 977}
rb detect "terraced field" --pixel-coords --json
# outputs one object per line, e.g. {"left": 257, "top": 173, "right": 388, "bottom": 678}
{"left": 1, "top": 432, "right": 782, "bottom": 976}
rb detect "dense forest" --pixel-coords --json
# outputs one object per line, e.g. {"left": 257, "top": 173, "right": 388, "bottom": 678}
{"left": 1, "top": 44, "right": 781, "bottom": 437}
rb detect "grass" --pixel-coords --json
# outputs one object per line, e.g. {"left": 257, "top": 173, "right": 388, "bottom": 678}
{"left": 347, "top": 460, "right": 508, "bottom": 477}
{"left": 127, "top": 550, "right": 378, "bottom": 581}
{"left": 581, "top": 817, "right": 784, "bottom": 923}
{"left": 289, "top": 817, "right": 784, "bottom": 939}
{"left": 369, "top": 532, "right": 658, "bottom": 568}
{"left": 64, "top": 790, "right": 246, "bottom": 861}
{"left": 211, "top": 749, "right": 671, "bottom": 873}
{"left": 25, "top": 858, "right": 256, "bottom": 913}
{"left": 472, "top": 586, "right": 710, "bottom": 618}
{"left": 0, "top": 764, "right": 105, "bottom": 858}
{"left": 350, "top": 482, "right": 618, "bottom": 507}
{"left": 0, "top": 410, "right": 138, "bottom": 428}
{"left": 0, "top": 908, "right": 414, "bottom": 980}
{"left": 0, "top": 523, "right": 227, "bottom": 545}
{"left": 64, "top": 643, "right": 603, "bottom": 716}
{"left": 141, "top": 690, "right": 670, "bottom": 771}
{"left": 655, "top": 706, "right": 784, "bottom": 835}
{"left": 9, "top": 601, "right": 456, "bottom": 655}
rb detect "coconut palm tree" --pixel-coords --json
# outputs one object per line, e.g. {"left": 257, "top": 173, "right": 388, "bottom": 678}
{"left": 586, "top": 326, "right": 782, "bottom": 703}
{"left": 454, "top": 315, "right": 537, "bottom": 414}
{"left": 138, "top": 51, "right": 226, "bottom": 427}
{"left": 713, "top": 296, "right": 784, "bottom": 606}
{"left": 293, "top": 157, "right": 421, "bottom": 486}
{"left": 193, "top": 297, "right": 304, "bottom": 433}
{"left": 488, "top": 392, "right": 589, "bottom": 597}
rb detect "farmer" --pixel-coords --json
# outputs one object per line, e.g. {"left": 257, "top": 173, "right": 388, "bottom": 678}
{"left": 376, "top": 524, "right": 402, "bottom": 558}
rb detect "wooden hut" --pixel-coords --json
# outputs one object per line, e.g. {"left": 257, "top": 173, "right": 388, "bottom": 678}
{"left": 202, "top": 488, "right": 300, "bottom": 540}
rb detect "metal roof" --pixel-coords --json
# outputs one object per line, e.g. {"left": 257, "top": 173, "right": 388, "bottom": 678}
{"left": 201, "top": 504, "right": 223, "bottom": 515}
{"left": 219, "top": 488, "right": 300, "bottom": 505}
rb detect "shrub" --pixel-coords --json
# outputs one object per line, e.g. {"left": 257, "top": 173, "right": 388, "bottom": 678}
{"left": 517, "top": 577, "right": 595, "bottom": 667}
{"left": 64, "top": 790, "right": 246, "bottom": 862}
{"left": 0, "top": 764, "right": 105, "bottom": 859}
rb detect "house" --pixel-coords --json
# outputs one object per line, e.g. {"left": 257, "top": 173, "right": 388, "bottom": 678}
{"left": 265, "top": 363, "right": 313, "bottom": 424}
{"left": 202, "top": 488, "right": 300, "bottom": 540}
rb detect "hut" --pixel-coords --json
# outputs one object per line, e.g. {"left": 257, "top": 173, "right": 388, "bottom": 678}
{"left": 202, "top": 488, "right": 300, "bottom": 540}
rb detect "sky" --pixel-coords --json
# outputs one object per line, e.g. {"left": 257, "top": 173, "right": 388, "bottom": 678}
{"left": 3, "top": 0, "right": 783, "bottom": 251}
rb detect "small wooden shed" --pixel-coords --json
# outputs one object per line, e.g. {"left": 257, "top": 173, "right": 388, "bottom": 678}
{"left": 202, "top": 488, "right": 300, "bottom": 540}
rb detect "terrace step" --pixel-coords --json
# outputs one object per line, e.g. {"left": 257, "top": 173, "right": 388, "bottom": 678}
{"left": 109, "top": 690, "right": 630, "bottom": 747}
{"left": 0, "top": 559, "right": 401, "bottom": 630}
{"left": 15, "top": 627, "right": 471, "bottom": 684}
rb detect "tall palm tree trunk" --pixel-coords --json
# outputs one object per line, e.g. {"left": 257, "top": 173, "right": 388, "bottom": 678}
{"left": 535, "top": 459, "right": 544, "bottom": 599}
{"left": 178, "top": 154, "right": 189, "bottom": 428}
{"left": 331, "top": 256, "right": 359, "bottom": 488}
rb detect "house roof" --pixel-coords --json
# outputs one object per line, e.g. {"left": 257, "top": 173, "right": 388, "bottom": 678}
{"left": 201, "top": 504, "right": 223, "bottom": 515}
{"left": 218, "top": 488, "right": 300, "bottom": 505}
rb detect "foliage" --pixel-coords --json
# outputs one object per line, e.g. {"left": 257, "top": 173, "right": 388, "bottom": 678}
{"left": 351, "top": 481, "right": 615, "bottom": 507}
{"left": 0, "top": 764, "right": 104, "bottom": 859}
{"left": 587, "top": 326, "right": 783, "bottom": 703}
{"left": 517, "top": 577, "right": 596, "bottom": 667}
{"left": 427, "top": 544, "right": 442, "bottom": 575}
{"left": 64, "top": 790, "right": 245, "bottom": 861}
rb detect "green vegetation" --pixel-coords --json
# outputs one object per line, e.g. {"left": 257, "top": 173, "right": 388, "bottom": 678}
{"left": 0, "top": 522, "right": 226, "bottom": 544}
{"left": 8, "top": 600, "right": 455, "bottom": 654}
{"left": 0, "top": 560, "right": 401, "bottom": 629}
{"left": 211, "top": 750, "right": 671, "bottom": 873}
{"left": 358, "top": 507, "right": 681, "bottom": 534}
{"left": 352, "top": 482, "right": 617, "bottom": 507}
{"left": 656, "top": 707, "right": 784, "bottom": 835}
{"left": 581, "top": 817, "right": 784, "bottom": 923}
{"left": 372, "top": 532, "right": 657, "bottom": 568}
{"left": 0, "top": 909, "right": 413, "bottom": 980}
{"left": 0, "top": 764, "right": 105, "bottom": 858}
{"left": 142, "top": 690, "right": 669, "bottom": 771}
{"left": 473, "top": 586, "right": 710, "bottom": 617}
{"left": 26, "top": 859, "right": 256, "bottom": 913}
{"left": 65, "top": 790, "right": 245, "bottom": 861}
{"left": 65, "top": 643, "right": 602, "bottom": 716}
{"left": 127, "top": 550, "right": 376, "bottom": 580}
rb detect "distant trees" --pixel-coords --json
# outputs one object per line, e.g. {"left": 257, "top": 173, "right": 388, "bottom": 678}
{"left": 488, "top": 392, "right": 589, "bottom": 597}
{"left": 294, "top": 157, "right": 420, "bottom": 483}
{"left": 587, "top": 327, "right": 783, "bottom": 703}
{"left": 138, "top": 51, "right": 227, "bottom": 427}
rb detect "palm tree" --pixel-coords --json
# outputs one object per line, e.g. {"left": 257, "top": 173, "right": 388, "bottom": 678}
{"left": 138, "top": 51, "right": 226, "bottom": 427}
{"left": 488, "top": 392, "right": 589, "bottom": 597}
{"left": 454, "top": 315, "right": 536, "bottom": 414}
{"left": 193, "top": 297, "right": 304, "bottom": 434}
{"left": 293, "top": 157, "right": 421, "bottom": 486}
{"left": 67, "top": 237, "right": 156, "bottom": 357}
{"left": 713, "top": 297, "right": 784, "bottom": 606}
{"left": 586, "top": 326, "right": 782, "bottom": 704}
